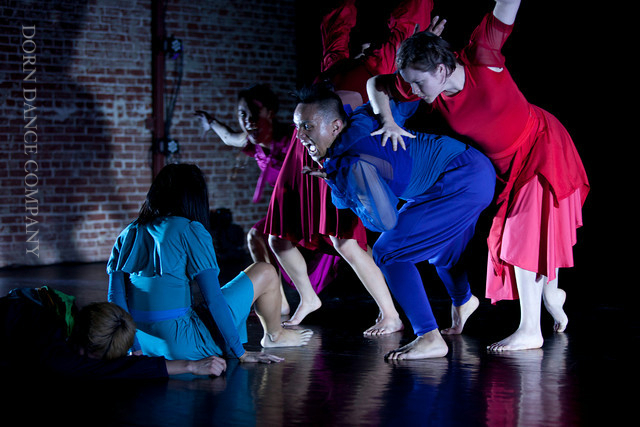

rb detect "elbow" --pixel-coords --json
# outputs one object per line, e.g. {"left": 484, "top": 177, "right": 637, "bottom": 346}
{"left": 367, "top": 74, "right": 387, "bottom": 92}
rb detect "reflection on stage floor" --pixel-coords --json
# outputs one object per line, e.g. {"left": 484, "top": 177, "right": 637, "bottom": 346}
{"left": 0, "top": 262, "right": 634, "bottom": 426}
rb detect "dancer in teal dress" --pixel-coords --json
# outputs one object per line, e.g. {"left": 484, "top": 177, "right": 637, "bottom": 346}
{"left": 107, "top": 164, "right": 313, "bottom": 362}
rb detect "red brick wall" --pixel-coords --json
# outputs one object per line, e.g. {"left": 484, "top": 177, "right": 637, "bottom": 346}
{"left": 0, "top": 0, "right": 298, "bottom": 268}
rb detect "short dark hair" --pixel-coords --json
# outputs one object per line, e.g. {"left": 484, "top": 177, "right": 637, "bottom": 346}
{"left": 135, "top": 163, "right": 211, "bottom": 230}
{"left": 294, "top": 83, "right": 348, "bottom": 124}
{"left": 396, "top": 31, "right": 457, "bottom": 76}
{"left": 238, "top": 84, "right": 279, "bottom": 113}
{"left": 73, "top": 302, "right": 136, "bottom": 360}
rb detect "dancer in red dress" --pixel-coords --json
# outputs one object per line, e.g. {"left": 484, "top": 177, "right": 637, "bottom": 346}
{"left": 265, "top": 0, "right": 434, "bottom": 333}
{"left": 368, "top": 0, "right": 589, "bottom": 353}
{"left": 196, "top": 85, "right": 342, "bottom": 315}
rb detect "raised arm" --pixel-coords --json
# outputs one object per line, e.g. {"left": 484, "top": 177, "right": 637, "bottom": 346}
{"left": 194, "top": 110, "right": 248, "bottom": 148}
{"left": 493, "top": 0, "right": 521, "bottom": 25}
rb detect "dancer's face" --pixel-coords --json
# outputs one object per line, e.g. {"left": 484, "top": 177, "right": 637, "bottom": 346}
{"left": 293, "top": 103, "right": 342, "bottom": 163}
{"left": 237, "top": 98, "right": 273, "bottom": 144}
{"left": 399, "top": 64, "right": 447, "bottom": 104}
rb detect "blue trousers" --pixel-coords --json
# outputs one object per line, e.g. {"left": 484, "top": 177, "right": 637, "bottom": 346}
{"left": 373, "top": 147, "right": 495, "bottom": 335}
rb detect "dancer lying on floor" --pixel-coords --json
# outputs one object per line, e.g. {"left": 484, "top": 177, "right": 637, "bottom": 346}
{"left": 294, "top": 84, "right": 495, "bottom": 359}
{"left": 0, "top": 286, "right": 227, "bottom": 378}
{"left": 107, "top": 163, "right": 312, "bottom": 364}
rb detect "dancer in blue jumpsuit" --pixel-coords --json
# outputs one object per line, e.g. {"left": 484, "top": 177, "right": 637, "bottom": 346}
{"left": 294, "top": 84, "right": 495, "bottom": 359}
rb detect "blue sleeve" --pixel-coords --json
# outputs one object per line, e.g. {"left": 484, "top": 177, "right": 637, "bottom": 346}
{"left": 389, "top": 99, "right": 421, "bottom": 127}
{"left": 350, "top": 100, "right": 420, "bottom": 129}
{"left": 183, "top": 221, "right": 220, "bottom": 281}
{"left": 107, "top": 271, "right": 128, "bottom": 310}
{"left": 107, "top": 271, "right": 142, "bottom": 352}
{"left": 327, "top": 159, "right": 399, "bottom": 232}
{"left": 195, "top": 268, "right": 246, "bottom": 358}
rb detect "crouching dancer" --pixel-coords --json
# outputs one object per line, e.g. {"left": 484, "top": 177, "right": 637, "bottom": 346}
{"left": 295, "top": 84, "right": 495, "bottom": 359}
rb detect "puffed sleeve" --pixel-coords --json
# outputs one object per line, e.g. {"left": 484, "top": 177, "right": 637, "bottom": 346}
{"left": 181, "top": 221, "right": 221, "bottom": 281}
{"left": 106, "top": 223, "right": 163, "bottom": 277}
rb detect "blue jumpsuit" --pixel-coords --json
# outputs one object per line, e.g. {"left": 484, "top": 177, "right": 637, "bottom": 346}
{"left": 323, "top": 101, "right": 495, "bottom": 335}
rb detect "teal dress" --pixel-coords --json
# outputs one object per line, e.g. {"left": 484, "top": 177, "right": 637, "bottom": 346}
{"left": 107, "top": 216, "right": 252, "bottom": 360}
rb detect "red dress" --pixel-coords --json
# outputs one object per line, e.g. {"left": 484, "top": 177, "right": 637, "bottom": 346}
{"left": 242, "top": 129, "right": 290, "bottom": 204}
{"left": 264, "top": 0, "right": 433, "bottom": 259}
{"left": 395, "top": 13, "right": 589, "bottom": 302}
{"left": 319, "top": 0, "right": 433, "bottom": 102}
{"left": 245, "top": 128, "right": 343, "bottom": 293}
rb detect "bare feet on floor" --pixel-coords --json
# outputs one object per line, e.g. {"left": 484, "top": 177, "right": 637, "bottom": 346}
{"left": 441, "top": 295, "right": 479, "bottom": 335}
{"left": 282, "top": 296, "right": 322, "bottom": 326}
{"left": 543, "top": 288, "right": 568, "bottom": 332}
{"left": 486, "top": 328, "right": 544, "bottom": 352}
{"left": 261, "top": 327, "right": 314, "bottom": 348}
{"left": 384, "top": 330, "right": 449, "bottom": 360}
{"left": 363, "top": 314, "right": 404, "bottom": 336}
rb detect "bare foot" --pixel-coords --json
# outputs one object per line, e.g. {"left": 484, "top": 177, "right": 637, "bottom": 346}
{"left": 282, "top": 296, "right": 321, "bottom": 326}
{"left": 487, "top": 328, "right": 543, "bottom": 352}
{"left": 363, "top": 315, "right": 404, "bottom": 336}
{"left": 384, "top": 330, "right": 449, "bottom": 360}
{"left": 543, "top": 288, "right": 568, "bottom": 332}
{"left": 441, "top": 295, "right": 479, "bottom": 335}
{"left": 262, "top": 327, "right": 314, "bottom": 348}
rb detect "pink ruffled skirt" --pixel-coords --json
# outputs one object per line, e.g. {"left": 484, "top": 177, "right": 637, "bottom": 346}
{"left": 486, "top": 175, "right": 584, "bottom": 303}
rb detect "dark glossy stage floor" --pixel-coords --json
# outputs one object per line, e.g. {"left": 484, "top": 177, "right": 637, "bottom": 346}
{"left": 0, "top": 261, "right": 635, "bottom": 426}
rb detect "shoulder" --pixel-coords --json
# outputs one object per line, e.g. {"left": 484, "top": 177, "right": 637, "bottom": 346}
{"left": 160, "top": 217, "right": 209, "bottom": 238}
{"left": 113, "top": 221, "right": 137, "bottom": 246}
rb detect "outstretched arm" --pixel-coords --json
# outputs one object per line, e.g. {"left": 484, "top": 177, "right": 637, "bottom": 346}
{"left": 493, "top": 0, "right": 521, "bottom": 25}
{"left": 165, "top": 355, "right": 227, "bottom": 376}
{"left": 366, "top": 14, "right": 447, "bottom": 151}
{"left": 194, "top": 110, "right": 248, "bottom": 148}
{"left": 366, "top": 75, "right": 415, "bottom": 151}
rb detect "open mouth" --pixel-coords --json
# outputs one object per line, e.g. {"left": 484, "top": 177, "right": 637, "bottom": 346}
{"left": 305, "top": 144, "right": 318, "bottom": 156}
